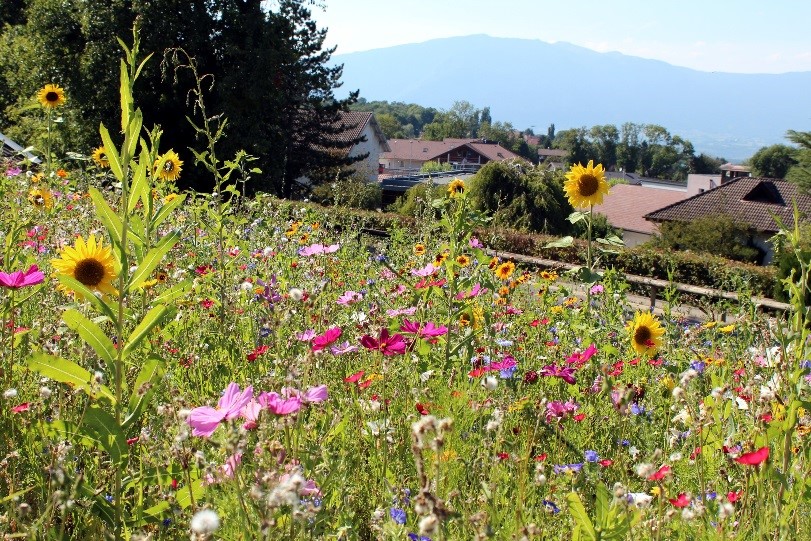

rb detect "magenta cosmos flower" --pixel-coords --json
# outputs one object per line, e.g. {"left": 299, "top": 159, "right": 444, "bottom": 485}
{"left": 188, "top": 383, "right": 253, "bottom": 437}
{"left": 399, "top": 319, "right": 448, "bottom": 338}
{"left": 0, "top": 265, "right": 45, "bottom": 289}
{"left": 360, "top": 328, "right": 407, "bottom": 355}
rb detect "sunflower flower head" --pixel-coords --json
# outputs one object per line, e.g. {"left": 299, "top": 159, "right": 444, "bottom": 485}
{"left": 447, "top": 178, "right": 465, "bottom": 198}
{"left": 564, "top": 160, "right": 609, "bottom": 208}
{"left": 92, "top": 146, "right": 110, "bottom": 168}
{"left": 37, "top": 84, "right": 66, "bottom": 109}
{"left": 51, "top": 234, "right": 118, "bottom": 299}
{"left": 28, "top": 188, "right": 54, "bottom": 210}
{"left": 627, "top": 311, "right": 665, "bottom": 357}
{"left": 154, "top": 150, "right": 183, "bottom": 182}
{"left": 495, "top": 261, "right": 516, "bottom": 281}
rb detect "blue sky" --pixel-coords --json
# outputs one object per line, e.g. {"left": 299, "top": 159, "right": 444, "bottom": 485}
{"left": 310, "top": 0, "right": 811, "bottom": 74}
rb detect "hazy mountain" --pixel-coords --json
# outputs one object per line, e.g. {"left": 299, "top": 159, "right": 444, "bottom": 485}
{"left": 332, "top": 35, "right": 811, "bottom": 161}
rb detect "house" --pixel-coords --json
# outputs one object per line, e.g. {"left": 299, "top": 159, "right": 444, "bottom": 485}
{"left": 379, "top": 138, "right": 524, "bottom": 175}
{"left": 537, "top": 148, "right": 567, "bottom": 170}
{"left": 1, "top": 131, "right": 40, "bottom": 163}
{"left": 644, "top": 177, "right": 811, "bottom": 264}
{"left": 330, "top": 111, "right": 391, "bottom": 183}
{"left": 592, "top": 184, "right": 688, "bottom": 247}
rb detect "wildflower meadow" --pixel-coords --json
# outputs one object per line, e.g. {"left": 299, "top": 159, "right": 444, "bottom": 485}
{"left": 1, "top": 36, "right": 811, "bottom": 541}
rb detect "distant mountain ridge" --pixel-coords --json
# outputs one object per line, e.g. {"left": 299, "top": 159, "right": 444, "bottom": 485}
{"left": 331, "top": 35, "right": 811, "bottom": 160}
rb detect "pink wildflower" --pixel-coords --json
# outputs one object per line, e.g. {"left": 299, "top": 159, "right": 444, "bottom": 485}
{"left": 188, "top": 383, "right": 253, "bottom": 437}
{"left": 360, "top": 328, "right": 407, "bottom": 356}
{"left": 336, "top": 291, "right": 362, "bottom": 305}
{"left": 259, "top": 392, "right": 302, "bottom": 415}
{"left": 400, "top": 319, "right": 448, "bottom": 338}
{"left": 566, "top": 344, "right": 598, "bottom": 367}
{"left": 302, "top": 384, "right": 328, "bottom": 403}
{"left": 411, "top": 263, "right": 437, "bottom": 277}
{"left": 0, "top": 265, "right": 45, "bottom": 289}
{"left": 540, "top": 364, "right": 577, "bottom": 385}
{"left": 312, "top": 327, "right": 342, "bottom": 351}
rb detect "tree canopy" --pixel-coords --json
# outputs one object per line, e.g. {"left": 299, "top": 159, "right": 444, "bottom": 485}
{"left": 0, "top": 0, "right": 360, "bottom": 196}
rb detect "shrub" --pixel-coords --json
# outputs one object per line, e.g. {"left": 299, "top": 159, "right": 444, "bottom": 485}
{"left": 648, "top": 215, "right": 764, "bottom": 264}
{"left": 387, "top": 181, "right": 445, "bottom": 217}
{"left": 309, "top": 174, "right": 382, "bottom": 210}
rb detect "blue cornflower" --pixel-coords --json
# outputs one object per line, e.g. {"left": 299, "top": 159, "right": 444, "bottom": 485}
{"left": 542, "top": 499, "right": 560, "bottom": 514}
{"left": 584, "top": 450, "right": 599, "bottom": 463}
{"left": 690, "top": 360, "right": 706, "bottom": 373}
{"left": 390, "top": 507, "right": 407, "bottom": 525}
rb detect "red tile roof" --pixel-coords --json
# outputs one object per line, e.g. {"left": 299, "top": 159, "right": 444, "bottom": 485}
{"left": 323, "top": 111, "right": 390, "bottom": 155}
{"left": 592, "top": 184, "right": 687, "bottom": 234}
{"left": 645, "top": 177, "right": 811, "bottom": 233}
{"left": 382, "top": 138, "right": 524, "bottom": 163}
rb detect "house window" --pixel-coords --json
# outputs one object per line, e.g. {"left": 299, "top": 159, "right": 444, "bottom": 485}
{"left": 699, "top": 188, "right": 705, "bottom": 193}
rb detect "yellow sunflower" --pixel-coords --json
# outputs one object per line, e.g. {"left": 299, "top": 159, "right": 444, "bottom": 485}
{"left": 494, "top": 261, "right": 516, "bottom": 280}
{"left": 51, "top": 234, "right": 118, "bottom": 298}
{"left": 37, "top": 84, "right": 66, "bottom": 109}
{"left": 627, "top": 311, "right": 665, "bottom": 357}
{"left": 435, "top": 251, "right": 449, "bottom": 265}
{"left": 92, "top": 146, "right": 110, "bottom": 168}
{"left": 447, "top": 178, "right": 465, "bottom": 197}
{"left": 154, "top": 150, "right": 183, "bottom": 182}
{"left": 413, "top": 243, "right": 426, "bottom": 256}
{"left": 456, "top": 254, "right": 471, "bottom": 267}
{"left": 28, "top": 188, "right": 53, "bottom": 209}
{"left": 563, "top": 160, "right": 609, "bottom": 208}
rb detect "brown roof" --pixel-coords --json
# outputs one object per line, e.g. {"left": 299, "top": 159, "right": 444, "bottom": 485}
{"left": 538, "top": 148, "right": 568, "bottom": 158}
{"left": 720, "top": 162, "right": 752, "bottom": 172}
{"left": 381, "top": 138, "right": 523, "bottom": 163}
{"left": 592, "top": 184, "right": 688, "bottom": 234}
{"left": 645, "top": 177, "right": 811, "bottom": 233}
{"left": 324, "top": 111, "right": 390, "bottom": 155}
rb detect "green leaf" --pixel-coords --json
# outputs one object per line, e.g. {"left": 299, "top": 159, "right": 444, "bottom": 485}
{"left": 126, "top": 231, "right": 179, "bottom": 293}
{"left": 123, "top": 108, "right": 142, "bottom": 162}
{"left": 128, "top": 151, "right": 149, "bottom": 213}
{"left": 122, "top": 304, "right": 175, "bottom": 359}
{"left": 544, "top": 236, "right": 574, "bottom": 249}
{"left": 62, "top": 309, "right": 117, "bottom": 373}
{"left": 27, "top": 353, "right": 115, "bottom": 403}
{"left": 151, "top": 194, "right": 187, "bottom": 231}
{"left": 567, "top": 211, "right": 589, "bottom": 224}
{"left": 566, "top": 492, "right": 596, "bottom": 541}
{"left": 84, "top": 406, "right": 128, "bottom": 467}
{"left": 100, "top": 124, "right": 124, "bottom": 182}
{"left": 151, "top": 279, "right": 193, "bottom": 305}
{"left": 124, "top": 355, "right": 165, "bottom": 431}
{"left": 595, "top": 484, "right": 610, "bottom": 527}
{"left": 77, "top": 483, "right": 116, "bottom": 528}
{"left": 119, "top": 60, "right": 131, "bottom": 133}
{"left": 88, "top": 187, "right": 125, "bottom": 250}
{"left": 176, "top": 477, "right": 206, "bottom": 509}
{"left": 55, "top": 275, "right": 117, "bottom": 322}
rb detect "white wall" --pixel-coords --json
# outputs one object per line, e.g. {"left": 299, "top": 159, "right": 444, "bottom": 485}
{"left": 686, "top": 174, "right": 721, "bottom": 197}
{"left": 350, "top": 123, "right": 386, "bottom": 183}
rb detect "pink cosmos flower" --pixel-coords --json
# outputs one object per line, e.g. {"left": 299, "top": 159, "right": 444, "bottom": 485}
{"left": 360, "top": 328, "right": 407, "bottom": 356}
{"left": 544, "top": 400, "right": 579, "bottom": 424}
{"left": 469, "top": 237, "right": 483, "bottom": 248}
{"left": 566, "top": 344, "right": 598, "bottom": 367}
{"left": 298, "top": 243, "right": 340, "bottom": 256}
{"left": 454, "top": 283, "right": 487, "bottom": 300}
{"left": 540, "top": 364, "right": 577, "bottom": 385}
{"left": 296, "top": 329, "right": 316, "bottom": 341}
{"left": 222, "top": 452, "right": 243, "bottom": 478}
{"left": 312, "top": 327, "right": 342, "bottom": 351}
{"left": 0, "top": 265, "right": 45, "bottom": 289}
{"left": 188, "top": 383, "right": 254, "bottom": 438}
{"left": 242, "top": 399, "right": 262, "bottom": 430}
{"left": 259, "top": 392, "right": 302, "bottom": 415}
{"left": 302, "top": 384, "right": 328, "bottom": 403}
{"left": 400, "top": 319, "right": 448, "bottom": 338}
{"left": 411, "top": 263, "right": 437, "bottom": 277}
{"left": 386, "top": 306, "right": 417, "bottom": 317}
{"left": 329, "top": 341, "right": 358, "bottom": 355}
{"left": 336, "top": 291, "right": 362, "bottom": 305}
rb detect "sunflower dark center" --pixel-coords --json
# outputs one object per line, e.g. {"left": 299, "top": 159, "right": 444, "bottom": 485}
{"left": 163, "top": 161, "right": 175, "bottom": 173}
{"left": 578, "top": 174, "right": 599, "bottom": 197}
{"left": 46, "top": 91, "right": 59, "bottom": 102}
{"left": 74, "top": 258, "right": 106, "bottom": 287}
{"left": 634, "top": 325, "right": 652, "bottom": 345}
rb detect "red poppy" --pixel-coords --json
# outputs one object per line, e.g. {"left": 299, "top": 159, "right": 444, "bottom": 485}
{"left": 573, "top": 413, "right": 586, "bottom": 422}
{"left": 11, "top": 403, "right": 30, "bottom": 414}
{"left": 415, "top": 403, "right": 430, "bottom": 415}
{"left": 669, "top": 493, "right": 690, "bottom": 507}
{"left": 734, "top": 446, "right": 769, "bottom": 466}
{"left": 598, "top": 459, "right": 613, "bottom": 467}
{"left": 727, "top": 490, "right": 742, "bottom": 503}
{"left": 690, "top": 447, "right": 702, "bottom": 460}
{"left": 648, "top": 465, "right": 671, "bottom": 481}
{"left": 535, "top": 453, "right": 548, "bottom": 461}
{"left": 497, "top": 452, "right": 509, "bottom": 461}
{"left": 344, "top": 370, "right": 364, "bottom": 383}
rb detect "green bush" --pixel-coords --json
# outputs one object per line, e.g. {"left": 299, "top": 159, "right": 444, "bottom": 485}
{"left": 419, "top": 160, "right": 452, "bottom": 173}
{"left": 466, "top": 161, "right": 573, "bottom": 234}
{"left": 309, "top": 174, "right": 382, "bottom": 211}
{"left": 772, "top": 223, "right": 811, "bottom": 304}
{"left": 387, "top": 181, "right": 445, "bottom": 217}
{"left": 647, "top": 215, "right": 764, "bottom": 264}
